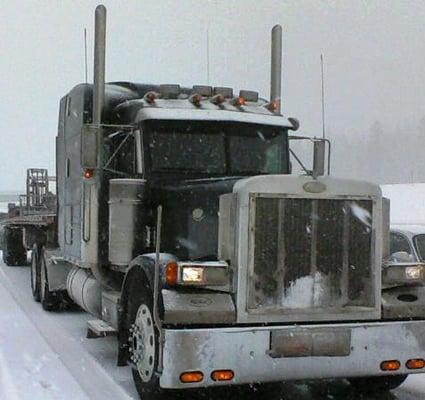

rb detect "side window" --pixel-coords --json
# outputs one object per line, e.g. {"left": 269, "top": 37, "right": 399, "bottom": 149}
{"left": 65, "top": 158, "right": 70, "bottom": 178}
{"left": 390, "top": 232, "right": 412, "bottom": 256}
{"left": 114, "top": 134, "right": 135, "bottom": 175}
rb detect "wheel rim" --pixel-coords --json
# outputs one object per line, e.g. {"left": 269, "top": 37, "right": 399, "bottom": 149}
{"left": 129, "top": 304, "right": 156, "bottom": 383}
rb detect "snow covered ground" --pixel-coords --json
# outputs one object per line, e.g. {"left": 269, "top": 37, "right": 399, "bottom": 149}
{"left": 0, "top": 258, "right": 424, "bottom": 400}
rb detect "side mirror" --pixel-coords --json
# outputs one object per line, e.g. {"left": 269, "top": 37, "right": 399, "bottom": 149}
{"left": 312, "top": 140, "right": 325, "bottom": 178}
{"left": 81, "top": 125, "right": 99, "bottom": 168}
{"left": 288, "top": 117, "right": 300, "bottom": 131}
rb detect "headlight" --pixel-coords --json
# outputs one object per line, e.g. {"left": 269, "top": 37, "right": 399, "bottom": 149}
{"left": 182, "top": 267, "right": 205, "bottom": 283}
{"left": 382, "top": 263, "right": 425, "bottom": 286}
{"left": 165, "top": 261, "right": 229, "bottom": 287}
{"left": 406, "top": 266, "right": 424, "bottom": 280}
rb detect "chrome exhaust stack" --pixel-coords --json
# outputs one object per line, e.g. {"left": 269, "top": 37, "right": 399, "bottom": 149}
{"left": 270, "top": 25, "right": 283, "bottom": 114}
{"left": 81, "top": 5, "right": 117, "bottom": 290}
{"left": 93, "top": 4, "right": 106, "bottom": 125}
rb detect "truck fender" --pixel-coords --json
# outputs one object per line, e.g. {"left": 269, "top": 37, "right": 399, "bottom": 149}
{"left": 117, "top": 253, "right": 177, "bottom": 366}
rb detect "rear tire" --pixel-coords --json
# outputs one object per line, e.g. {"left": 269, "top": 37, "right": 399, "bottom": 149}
{"left": 30, "top": 244, "right": 41, "bottom": 302}
{"left": 2, "top": 227, "right": 27, "bottom": 266}
{"left": 349, "top": 374, "right": 408, "bottom": 392}
{"left": 40, "top": 247, "right": 61, "bottom": 311}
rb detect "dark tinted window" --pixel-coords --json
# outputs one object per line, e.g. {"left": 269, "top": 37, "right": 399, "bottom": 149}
{"left": 144, "top": 120, "right": 289, "bottom": 176}
{"left": 112, "top": 134, "right": 135, "bottom": 175}
{"left": 149, "top": 131, "right": 225, "bottom": 174}
{"left": 414, "top": 234, "right": 425, "bottom": 261}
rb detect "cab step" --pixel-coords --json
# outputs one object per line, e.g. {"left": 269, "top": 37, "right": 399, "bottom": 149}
{"left": 87, "top": 319, "right": 117, "bottom": 338}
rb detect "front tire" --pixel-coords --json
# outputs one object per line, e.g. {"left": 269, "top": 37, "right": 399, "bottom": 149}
{"left": 349, "top": 374, "right": 408, "bottom": 392}
{"left": 30, "top": 244, "right": 41, "bottom": 302}
{"left": 127, "top": 280, "right": 168, "bottom": 399}
{"left": 40, "top": 247, "right": 61, "bottom": 311}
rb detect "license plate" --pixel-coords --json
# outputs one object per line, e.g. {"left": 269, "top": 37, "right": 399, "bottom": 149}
{"left": 269, "top": 328, "right": 352, "bottom": 358}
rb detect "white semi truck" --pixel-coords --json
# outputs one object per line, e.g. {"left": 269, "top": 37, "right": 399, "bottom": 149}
{"left": 24, "top": 5, "right": 425, "bottom": 398}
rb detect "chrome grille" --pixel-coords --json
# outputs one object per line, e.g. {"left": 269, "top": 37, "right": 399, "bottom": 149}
{"left": 249, "top": 196, "right": 374, "bottom": 313}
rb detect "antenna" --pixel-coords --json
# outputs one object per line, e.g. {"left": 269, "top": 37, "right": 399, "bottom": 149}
{"left": 206, "top": 27, "right": 210, "bottom": 84}
{"left": 84, "top": 28, "right": 88, "bottom": 84}
{"left": 321, "top": 54, "right": 326, "bottom": 139}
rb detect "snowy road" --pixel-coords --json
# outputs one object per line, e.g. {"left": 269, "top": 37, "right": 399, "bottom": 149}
{"left": 0, "top": 260, "right": 424, "bottom": 400}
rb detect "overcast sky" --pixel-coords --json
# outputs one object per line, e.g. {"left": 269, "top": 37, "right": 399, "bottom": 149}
{"left": 1, "top": 1, "right": 425, "bottom": 190}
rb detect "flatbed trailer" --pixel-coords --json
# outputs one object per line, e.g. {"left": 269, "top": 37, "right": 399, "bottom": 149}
{"left": 0, "top": 169, "right": 57, "bottom": 267}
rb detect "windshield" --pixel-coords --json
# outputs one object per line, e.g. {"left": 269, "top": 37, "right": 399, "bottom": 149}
{"left": 414, "top": 234, "right": 425, "bottom": 261}
{"left": 144, "top": 120, "right": 289, "bottom": 176}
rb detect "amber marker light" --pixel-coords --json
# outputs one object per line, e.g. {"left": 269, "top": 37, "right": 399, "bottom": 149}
{"left": 189, "top": 93, "right": 202, "bottom": 107}
{"left": 180, "top": 371, "right": 204, "bottom": 383}
{"left": 380, "top": 360, "right": 401, "bottom": 371}
{"left": 265, "top": 99, "right": 279, "bottom": 112}
{"left": 406, "top": 359, "right": 425, "bottom": 370}
{"left": 211, "top": 370, "right": 234, "bottom": 382}
{"left": 144, "top": 91, "right": 157, "bottom": 104}
{"left": 83, "top": 169, "right": 94, "bottom": 179}
{"left": 232, "top": 96, "right": 246, "bottom": 107}
{"left": 165, "top": 261, "right": 178, "bottom": 285}
{"left": 210, "top": 94, "right": 225, "bottom": 106}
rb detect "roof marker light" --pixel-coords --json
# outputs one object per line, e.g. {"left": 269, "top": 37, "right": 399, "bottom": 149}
{"left": 210, "top": 94, "right": 225, "bottom": 106}
{"left": 189, "top": 94, "right": 202, "bottom": 107}
{"left": 265, "top": 100, "right": 279, "bottom": 113}
{"left": 144, "top": 91, "right": 157, "bottom": 104}
{"left": 232, "top": 96, "right": 246, "bottom": 107}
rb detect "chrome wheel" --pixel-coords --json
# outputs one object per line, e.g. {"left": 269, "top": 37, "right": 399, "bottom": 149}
{"left": 129, "top": 304, "right": 156, "bottom": 383}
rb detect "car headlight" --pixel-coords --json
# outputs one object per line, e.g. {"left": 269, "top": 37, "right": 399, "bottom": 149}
{"left": 164, "top": 261, "right": 229, "bottom": 287}
{"left": 382, "top": 263, "right": 425, "bottom": 286}
{"left": 406, "top": 266, "right": 424, "bottom": 280}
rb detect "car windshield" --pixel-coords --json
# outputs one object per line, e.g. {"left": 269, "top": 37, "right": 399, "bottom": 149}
{"left": 144, "top": 120, "right": 289, "bottom": 176}
{"left": 414, "top": 234, "right": 425, "bottom": 261}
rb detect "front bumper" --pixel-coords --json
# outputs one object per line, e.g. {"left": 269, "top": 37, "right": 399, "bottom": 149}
{"left": 160, "top": 320, "right": 425, "bottom": 389}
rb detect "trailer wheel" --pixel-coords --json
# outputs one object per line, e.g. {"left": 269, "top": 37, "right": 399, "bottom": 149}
{"left": 30, "top": 244, "right": 41, "bottom": 302}
{"left": 40, "top": 247, "right": 61, "bottom": 311}
{"left": 2, "top": 227, "right": 27, "bottom": 266}
{"left": 127, "top": 280, "right": 169, "bottom": 399}
{"left": 349, "top": 374, "right": 408, "bottom": 392}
